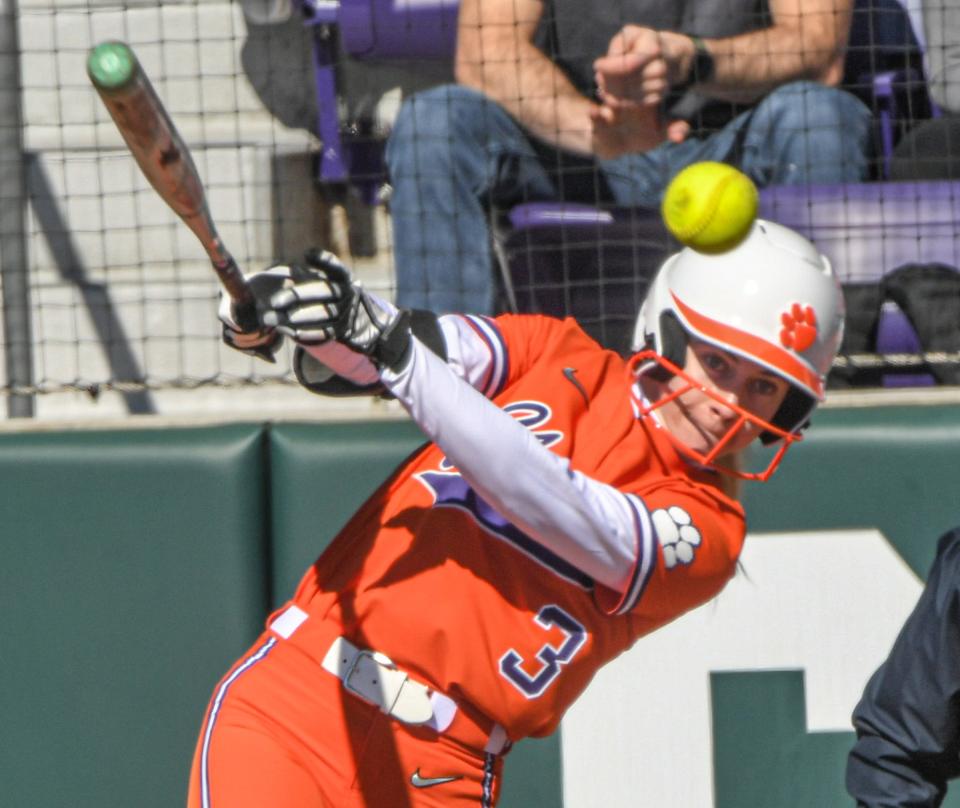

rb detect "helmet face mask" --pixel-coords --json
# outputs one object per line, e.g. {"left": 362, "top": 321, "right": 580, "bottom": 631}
{"left": 631, "top": 219, "right": 845, "bottom": 479}
{"left": 629, "top": 350, "right": 800, "bottom": 482}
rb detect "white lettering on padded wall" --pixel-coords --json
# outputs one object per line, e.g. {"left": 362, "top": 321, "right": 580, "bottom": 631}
{"left": 562, "top": 530, "right": 922, "bottom": 808}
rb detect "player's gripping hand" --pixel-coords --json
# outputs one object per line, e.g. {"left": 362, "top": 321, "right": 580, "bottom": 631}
{"left": 217, "top": 266, "right": 292, "bottom": 362}
{"left": 264, "top": 248, "right": 413, "bottom": 371}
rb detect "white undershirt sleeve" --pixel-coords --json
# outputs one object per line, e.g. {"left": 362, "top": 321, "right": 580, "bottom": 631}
{"left": 380, "top": 336, "right": 649, "bottom": 593}
{"left": 437, "top": 315, "right": 508, "bottom": 395}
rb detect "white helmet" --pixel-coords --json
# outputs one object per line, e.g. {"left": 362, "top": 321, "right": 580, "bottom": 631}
{"left": 632, "top": 218, "right": 845, "bottom": 444}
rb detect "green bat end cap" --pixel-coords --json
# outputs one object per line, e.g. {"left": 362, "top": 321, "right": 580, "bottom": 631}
{"left": 87, "top": 42, "right": 137, "bottom": 90}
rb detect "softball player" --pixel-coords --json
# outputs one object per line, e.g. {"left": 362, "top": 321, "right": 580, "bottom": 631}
{"left": 190, "top": 219, "right": 844, "bottom": 807}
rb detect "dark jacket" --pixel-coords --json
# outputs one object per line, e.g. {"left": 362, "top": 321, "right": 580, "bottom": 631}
{"left": 847, "top": 528, "right": 960, "bottom": 806}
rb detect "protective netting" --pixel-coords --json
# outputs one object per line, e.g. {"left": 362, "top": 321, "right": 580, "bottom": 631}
{"left": 0, "top": 0, "right": 957, "bottom": 419}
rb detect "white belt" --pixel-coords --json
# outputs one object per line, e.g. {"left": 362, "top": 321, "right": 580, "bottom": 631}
{"left": 321, "top": 636, "right": 458, "bottom": 732}
{"left": 269, "top": 605, "right": 508, "bottom": 754}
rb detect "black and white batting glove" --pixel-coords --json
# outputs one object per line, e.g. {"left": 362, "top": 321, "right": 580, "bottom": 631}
{"left": 217, "top": 266, "right": 290, "bottom": 362}
{"left": 264, "top": 248, "right": 413, "bottom": 371}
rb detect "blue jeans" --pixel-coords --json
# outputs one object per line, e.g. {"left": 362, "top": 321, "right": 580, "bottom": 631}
{"left": 385, "top": 82, "right": 872, "bottom": 315}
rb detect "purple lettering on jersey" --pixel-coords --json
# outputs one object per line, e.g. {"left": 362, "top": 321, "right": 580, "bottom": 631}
{"left": 416, "top": 401, "right": 590, "bottom": 589}
{"left": 417, "top": 469, "right": 592, "bottom": 590}
{"left": 438, "top": 401, "right": 562, "bottom": 472}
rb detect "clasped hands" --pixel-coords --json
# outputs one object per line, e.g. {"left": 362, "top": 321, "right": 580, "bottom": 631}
{"left": 590, "top": 26, "right": 695, "bottom": 158}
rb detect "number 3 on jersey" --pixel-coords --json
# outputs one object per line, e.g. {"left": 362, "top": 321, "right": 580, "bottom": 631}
{"left": 499, "top": 605, "right": 587, "bottom": 698}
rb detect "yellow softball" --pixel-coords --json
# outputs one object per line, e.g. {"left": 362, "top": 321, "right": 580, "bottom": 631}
{"left": 661, "top": 161, "right": 759, "bottom": 253}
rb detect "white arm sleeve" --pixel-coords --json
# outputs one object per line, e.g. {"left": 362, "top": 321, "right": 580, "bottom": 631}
{"left": 381, "top": 337, "right": 655, "bottom": 596}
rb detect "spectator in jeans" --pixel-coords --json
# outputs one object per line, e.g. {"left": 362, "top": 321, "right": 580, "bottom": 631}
{"left": 385, "top": 0, "right": 872, "bottom": 316}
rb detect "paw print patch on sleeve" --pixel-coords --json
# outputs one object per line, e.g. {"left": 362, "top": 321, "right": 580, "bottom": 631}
{"left": 652, "top": 506, "right": 702, "bottom": 569}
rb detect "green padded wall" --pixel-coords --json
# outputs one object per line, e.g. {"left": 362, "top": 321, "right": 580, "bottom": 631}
{"left": 744, "top": 403, "right": 960, "bottom": 576}
{"left": 5, "top": 402, "right": 959, "bottom": 808}
{"left": 268, "top": 420, "right": 427, "bottom": 604}
{"left": 712, "top": 670, "right": 858, "bottom": 808}
{"left": 0, "top": 425, "right": 269, "bottom": 808}
{"left": 730, "top": 402, "right": 960, "bottom": 808}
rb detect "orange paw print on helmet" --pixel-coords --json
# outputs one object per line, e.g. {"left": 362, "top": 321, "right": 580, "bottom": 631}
{"left": 780, "top": 303, "right": 818, "bottom": 352}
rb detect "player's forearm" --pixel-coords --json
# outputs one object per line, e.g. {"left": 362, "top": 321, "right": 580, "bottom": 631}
{"left": 303, "top": 340, "right": 381, "bottom": 385}
{"left": 697, "top": 13, "right": 849, "bottom": 102}
{"left": 381, "top": 337, "right": 645, "bottom": 590}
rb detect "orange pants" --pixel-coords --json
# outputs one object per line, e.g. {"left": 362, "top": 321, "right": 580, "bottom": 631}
{"left": 187, "top": 609, "right": 505, "bottom": 807}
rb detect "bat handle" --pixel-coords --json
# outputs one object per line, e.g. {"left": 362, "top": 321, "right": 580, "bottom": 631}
{"left": 215, "top": 258, "right": 259, "bottom": 329}
{"left": 203, "top": 237, "right": 257, "bottom": 328}
{"left": 212, "top": 252, "right": 282, "bottom": 362}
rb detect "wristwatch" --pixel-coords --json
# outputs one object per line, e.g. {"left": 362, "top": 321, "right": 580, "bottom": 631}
{"left": 688, "top": 35, "right": 715, "bottom": 85}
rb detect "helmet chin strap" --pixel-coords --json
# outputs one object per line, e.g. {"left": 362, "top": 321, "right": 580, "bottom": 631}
{"left": 628, "top": 351, "right": 802, "bottom": 482}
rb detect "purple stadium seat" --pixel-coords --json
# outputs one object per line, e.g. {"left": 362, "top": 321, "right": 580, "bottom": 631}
{"left": 844, "top": 0, "right": 933, "bottom": 178}
{"left": 875, "top": 302, "right": 936, "bottom": 386}
{"left": 296, "top": 0, "right": 457, "bottom": 195}
{"left": 758, "top": 181, "right": 960, "bottom": 282}
{"left": 502, "top": 184, "right": 960, "bottom": 381}
{"left": 505, "top": 181, "right": 960, "bottom": 292}
{"left": 496, "top": 203, "right": 676, "bottom": 352}
{"left": 760, "top": 182, "right": 960, "bottom": 388}
{"left": 337, "top": 0, "right": 458, "bottom": 60}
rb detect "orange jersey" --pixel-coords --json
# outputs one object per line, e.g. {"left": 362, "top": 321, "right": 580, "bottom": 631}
{"left": 288, "top": 314, "right": 745, "bottom": 741}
